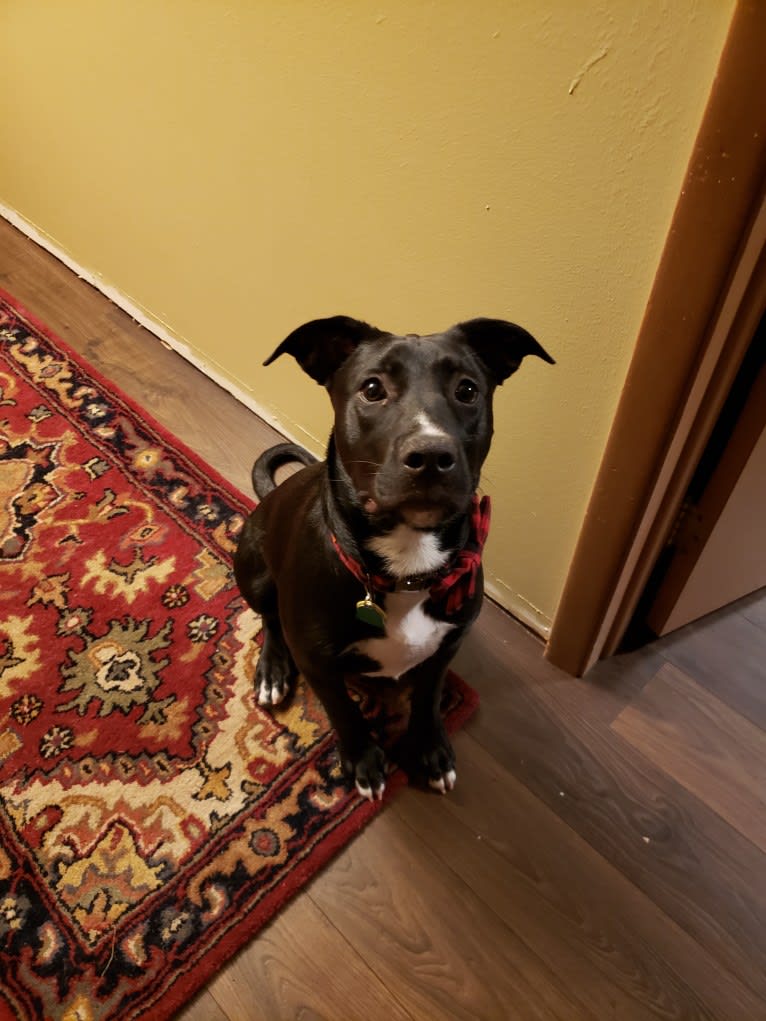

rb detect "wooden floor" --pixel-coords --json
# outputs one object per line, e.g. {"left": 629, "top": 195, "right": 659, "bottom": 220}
{"left": 2, "top": 217, "right": 765, "bottom": 1020}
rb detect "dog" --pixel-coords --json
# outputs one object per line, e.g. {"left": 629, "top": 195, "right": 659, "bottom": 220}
{"left": 234, "top": 316, "right": 553, "bottom": 801}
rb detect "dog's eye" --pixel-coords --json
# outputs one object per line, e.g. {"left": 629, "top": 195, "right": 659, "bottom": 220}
{"left": 455, "top": 379, "right": 479, "bottom": 404}
{"left": 360, "top": 378, "right": 387, "bottom": 403}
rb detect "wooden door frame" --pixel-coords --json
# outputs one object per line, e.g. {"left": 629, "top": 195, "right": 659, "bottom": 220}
{"left": 545, "top": 0, "right": 766, "bottom": 676}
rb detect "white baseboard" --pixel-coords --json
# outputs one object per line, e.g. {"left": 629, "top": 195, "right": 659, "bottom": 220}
{"left": 0, "top": 202, "right": 304, "bottom": 448}
{"left": 484, "top": 577, "right": 551, "bottom": 639}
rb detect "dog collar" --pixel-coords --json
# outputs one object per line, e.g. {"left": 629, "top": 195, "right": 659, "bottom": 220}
{"left": 330, "top": 494, "right": 491, "bottom": 625}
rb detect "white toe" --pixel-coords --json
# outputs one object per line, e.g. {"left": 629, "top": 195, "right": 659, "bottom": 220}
{"left": 356, "top": 781, "right": 374, "bottom": 801}
{"left": 429, "top": 770, "right": 457, "bottom": 794}
{"left": 270, "top": 683, "right": 285, "bottom": 705}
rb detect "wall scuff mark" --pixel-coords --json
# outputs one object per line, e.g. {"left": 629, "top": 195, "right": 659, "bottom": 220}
{"left": 568, "top": 46, "right": 610, "bottom": 94}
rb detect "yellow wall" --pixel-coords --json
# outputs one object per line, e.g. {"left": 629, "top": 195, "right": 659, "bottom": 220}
{"left": 0, "top": 1, "right": 735, "bottom": 633}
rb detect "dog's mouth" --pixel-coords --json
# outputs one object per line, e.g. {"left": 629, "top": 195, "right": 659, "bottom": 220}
{"left": 355, "top": 462, "right": 472, "bottom": 529}
{"left": 360, "top": 491, "right": 456, "bottom": 529}
{"left": 397, "top": 501, "right": 449, "bottom": 529}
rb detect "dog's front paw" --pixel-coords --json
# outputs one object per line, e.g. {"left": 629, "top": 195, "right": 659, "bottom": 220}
{"left": 398, "top": 725, "right": 457, "bottom": 794}
{"left": 255, "top": 659, "right": 292, "bottom": 708}
{"left": 428, "top": 766, "right": 457, "bottom": 795}
{"left": 343, "top": 743, "right": 388, "bottom": 802}
{"left": 424, "top": 733, "right": 457, "bottom": 794}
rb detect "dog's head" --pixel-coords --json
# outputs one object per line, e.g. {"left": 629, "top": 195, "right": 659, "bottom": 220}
{"left": 264, "top": 316, "right": 554, "bottom": 528}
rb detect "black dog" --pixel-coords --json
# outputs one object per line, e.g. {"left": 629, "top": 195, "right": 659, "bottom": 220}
{"left": 234, "top": 316, "right": 553, "bottom": 800}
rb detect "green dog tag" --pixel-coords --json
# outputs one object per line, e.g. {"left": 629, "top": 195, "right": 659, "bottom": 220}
{"left": 356, "top": 593, "right": 387, "bottom": 629}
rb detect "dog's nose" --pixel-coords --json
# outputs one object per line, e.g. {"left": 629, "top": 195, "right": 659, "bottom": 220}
{"left": 401, "top": 438, "right": 457, "bottom": 475}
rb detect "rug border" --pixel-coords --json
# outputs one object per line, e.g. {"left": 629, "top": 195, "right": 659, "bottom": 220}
{"left": 0, "top": 286, "right": 480, "bottom": 1020}
{"left": 0, "top": 286, "right": 254, "bottom": 518}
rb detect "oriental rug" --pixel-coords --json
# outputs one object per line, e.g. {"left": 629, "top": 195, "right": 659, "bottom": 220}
{"left": 0, "top": 290, "right": 478, "bottom": 1021}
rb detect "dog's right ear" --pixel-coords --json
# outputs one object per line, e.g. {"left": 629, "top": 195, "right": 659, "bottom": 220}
{"left": 453, "top": 318, "right": 555, "bottom": 384}
{"left": 263, "top": 316, "right": 388, "bottom": 385}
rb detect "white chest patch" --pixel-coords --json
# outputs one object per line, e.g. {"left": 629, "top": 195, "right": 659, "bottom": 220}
{"left": 352, "top": 590, "right": 455, "bottom": 680}
{"left": 366, "top": 525, "right": 449, "bottom": 578}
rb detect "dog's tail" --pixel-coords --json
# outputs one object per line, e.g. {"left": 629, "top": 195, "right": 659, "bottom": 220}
{"left": 252, "top": 442, "right": 318, "bottom": 499}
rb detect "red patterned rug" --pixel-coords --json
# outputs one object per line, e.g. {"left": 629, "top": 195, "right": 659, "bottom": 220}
{"left": 0, "top": 290, "right": 478, "bottom": 1021}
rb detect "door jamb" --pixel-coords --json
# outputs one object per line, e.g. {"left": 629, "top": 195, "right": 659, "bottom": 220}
{"left": 603, "top": 206, "right": 766, "bottom": 652}
{"left": 545, "top": 0, "right": 766, "bottom": 675}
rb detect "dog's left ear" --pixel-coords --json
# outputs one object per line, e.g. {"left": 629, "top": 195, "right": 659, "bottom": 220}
{"left": 264, "top": 316, "right": 388, "bottom": 385}
{"left": 452, "top": 318, "right": 555, "bottom": 384}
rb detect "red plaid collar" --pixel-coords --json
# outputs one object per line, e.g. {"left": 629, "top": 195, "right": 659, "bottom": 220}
{"left": 330, "top": 494, "right": 491, "bottom": 617}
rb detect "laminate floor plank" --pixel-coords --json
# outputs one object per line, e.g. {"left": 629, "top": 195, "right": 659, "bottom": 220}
{"left": 394, "top": 734, "right": 762, "bottom": 1020}
{"left": 453, "top": 601, "right": 766, "bottom": 1002}
{"left": 173, "top": 989, "right": 229, "bottom": 1021}
{"left": 309, "top": 810, "right": 598, "bottom": 1021}
{"left": 612, "top": 663, "right": 766, "bottom": 852}
{"left": 206, "top": 896, "right": 414, "bottom": 1021}
{"left": 655, "top": 606, "right": 766, "bottom": 729}
{"left": 739, "top": 587, "right": 766, "bottom": 631}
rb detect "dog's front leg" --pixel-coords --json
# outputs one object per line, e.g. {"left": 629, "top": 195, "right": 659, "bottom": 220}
{"left": 256, "top": 611, "right": 296, "bottom": 707}
{"left": 401, "top": 639, "right": 461, "bottom": 793}
{"left": 308, "top": 672, "right": 388, "bottom": 802}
